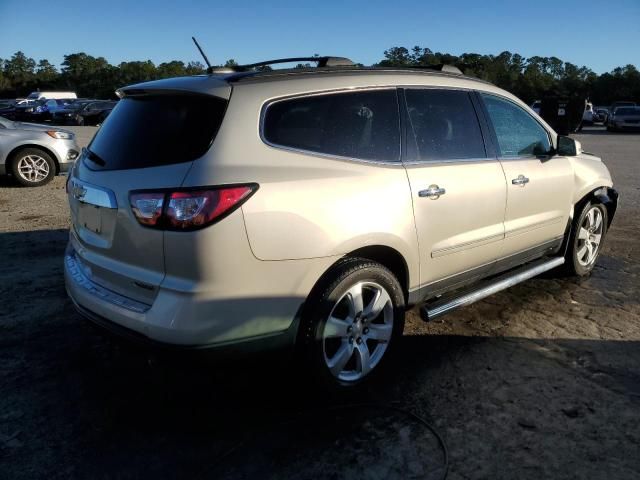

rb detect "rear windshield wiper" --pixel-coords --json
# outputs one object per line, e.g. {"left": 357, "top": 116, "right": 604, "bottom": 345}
{"left": 84, "top": 147, "right": 106, "bottom": 166}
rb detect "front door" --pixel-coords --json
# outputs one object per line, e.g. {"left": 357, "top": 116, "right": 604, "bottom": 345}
{"left": 402, "top": 88, "right": 507, "bottom": 296}
{"left": 479, "top": 93, "right": 574, "bottom": 262}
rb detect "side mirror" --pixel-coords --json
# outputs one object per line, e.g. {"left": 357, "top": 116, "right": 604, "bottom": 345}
{"left": 556, "top": 135, "right": 582, "bottom": 156}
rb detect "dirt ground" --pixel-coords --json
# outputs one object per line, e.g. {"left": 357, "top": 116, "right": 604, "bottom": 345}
{"left": 0, "top": 126, "right": 638, "bottom": 479}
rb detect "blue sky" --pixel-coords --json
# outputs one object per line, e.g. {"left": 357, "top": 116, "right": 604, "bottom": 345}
{"left": 0, "top": 0, "right": 638, "bottom": 73}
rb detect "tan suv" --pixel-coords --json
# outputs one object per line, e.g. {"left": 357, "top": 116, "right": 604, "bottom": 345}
{"left": 64, "top": 57, "right": 618, "bottom": 388}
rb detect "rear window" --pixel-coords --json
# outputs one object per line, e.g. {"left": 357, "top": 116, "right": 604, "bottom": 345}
{"left": 263, "top": 89, "right": 400, "bottom": 162}
{"left": 405, "top": 89, "right": 486, "bottom": 161}
{"left": 86, "top": 94, "right": 227, "bottom": 171}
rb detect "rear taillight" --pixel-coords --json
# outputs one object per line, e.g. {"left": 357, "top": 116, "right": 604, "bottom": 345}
{"left": 130, "top": 192, "right": 165, "bottom": 226}
{"left": 130, "top": 184, "right": 258, "bottom": 231}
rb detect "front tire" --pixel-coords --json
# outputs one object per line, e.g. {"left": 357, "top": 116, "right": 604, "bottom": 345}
{"left": 299, "top": 259, "right": 405, "bottom": 389}
{"left": 10, "top": 148, "right": 56, "bottom": 187}
{"left": 564, "top": 202, "right": 608, "bottom": 276}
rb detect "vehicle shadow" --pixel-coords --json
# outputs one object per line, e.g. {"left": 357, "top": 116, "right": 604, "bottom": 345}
{"left": 0, "top": 173, "right": 19, "bottom": 188}
{"left": 1, "top": 228, "right": 639, "bottom": 479}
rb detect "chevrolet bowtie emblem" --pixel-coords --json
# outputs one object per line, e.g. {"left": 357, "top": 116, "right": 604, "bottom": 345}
{"left": 71, "top": 182, "right": 87, "bottom": 200}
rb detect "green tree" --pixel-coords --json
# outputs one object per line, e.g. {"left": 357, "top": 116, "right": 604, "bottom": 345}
{"left": 4, "top": 51, "right": 36, "bottom": 93}
{"left": 117, "top": 60, "right": 157, "bottom": 85}
{"left": 0, "top": 58, "right": 12, "bottom": 92}
{"left": 185, "top": 61, "right": 206, "bottom": 75}
{"left": 157, "top": 60, "right": 187, "bottom": 78}
{"left": 60, "top": 52, "right": 116, "bottom": 98}
{"left": 35, "top": 59, "right": 58, "bottom": 84}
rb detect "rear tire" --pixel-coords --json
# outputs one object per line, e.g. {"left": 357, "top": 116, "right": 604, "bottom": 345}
{"left": 299, "top": 258, "right": 405, "bottom": 390}
{"left": 10, "top": 148, "right": 56, "bottom": 187}
{"left": 563, "top": 202, "right": 608, "bottom": 276}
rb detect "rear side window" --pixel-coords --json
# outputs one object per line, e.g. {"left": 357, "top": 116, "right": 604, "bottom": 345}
{"left": 404, "top": 89, "right": 486, "bottom": 161}
{"left": 87, "top": 95, "right": 227, "bottom": 171}
{"left": 263, "top": 89, "right": 400, "bottom": 162}
{"left": 481, "top": 93, "right": 551, "bottom": 157}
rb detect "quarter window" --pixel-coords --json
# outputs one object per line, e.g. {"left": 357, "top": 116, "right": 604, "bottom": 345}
{"left": 404, "top": 89, "right": 486, "bottom": 161}
{"left": 481, "top": 93, "right": 551, "bottom": 157}
{"left": 263, "top": 89, "right": 400, "bottom": 162}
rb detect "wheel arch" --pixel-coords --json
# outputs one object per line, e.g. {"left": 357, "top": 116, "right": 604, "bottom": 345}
{"left": 304, "top": 245, "right": 411, "bottom": 311}
{"left": 7, "top": 144, "right": 61, "bottom": 174}
{"left": 574, "top": 186, "right": 618, "bottom": 228}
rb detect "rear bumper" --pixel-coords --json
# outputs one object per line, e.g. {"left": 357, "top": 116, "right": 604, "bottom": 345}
{"left": 71, "top": 297, "right": 300, "bottom": 354}
{"left": 64, "top": 241, "right": 306, "bottom": 349}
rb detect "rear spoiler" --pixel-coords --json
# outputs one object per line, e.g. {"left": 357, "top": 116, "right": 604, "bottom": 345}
{"left": 116, "top": 75, "right": 232, "bottom": 100}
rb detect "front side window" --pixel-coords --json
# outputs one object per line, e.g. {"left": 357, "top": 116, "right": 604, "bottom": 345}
{"left": 263, "top": 89, "right": 400, "bottom": 162}
{"left": 404, "top": 89, "right": 486, "bottom": 161}
{"left": 481, "top": 93, "right": 551, "bottom": 158}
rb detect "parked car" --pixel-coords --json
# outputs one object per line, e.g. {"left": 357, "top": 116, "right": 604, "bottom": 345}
{"left": 607, "top": 106, "right": 640, "bottom": 131}
{"left": 64, "top": 57, "right": 618, "bottom": 388}
{"left": 95, "top": 103, "right": 117, "bottom": 125}
{"left": 16, "top": 98, "right": 76, "bottom": 122}
{"left": 0, "top": 100, "right": 18, "bottom": 119}
{"left": 609, "top": 101, "right": 636, "bottom": 113}
{"left": 76, "top": 101, "right": 118, "bottom": 126}
{"left": 0, "top": 115, "right": 79, "bottom": 186}
{"left": 25, "top": 91, "right": 77, "bottom": 101}
{"left": 52, "top": 100, "right": 97, "bottom": 125}
{"left": 0, "top": 100, "right": 36, "bottom": 120}
{"left": 593, "top": 107, "right": 609, "bottom": 123}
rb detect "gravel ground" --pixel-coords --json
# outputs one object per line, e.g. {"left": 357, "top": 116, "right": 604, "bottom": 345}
{"left": 0, "top": 126, "right": 639, "bottom": 479}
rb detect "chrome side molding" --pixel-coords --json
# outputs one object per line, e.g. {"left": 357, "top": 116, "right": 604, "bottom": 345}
{"left": 420, "top": 256, "right": 565, "bottom": 321}
{"left": 68, "top": 178, "right": 118, "bottom": 209}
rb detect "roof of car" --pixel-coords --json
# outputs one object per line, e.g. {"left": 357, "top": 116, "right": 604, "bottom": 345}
{"left": 221, "top": 66, "right": 493, "bottom": 87}
{"left": 119, "top": 64, "right": 497, "bottom": 104}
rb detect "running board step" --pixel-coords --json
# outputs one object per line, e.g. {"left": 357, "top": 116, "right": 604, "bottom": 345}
{"left": 420, "top": 256, "right": 565, "bottom": 322}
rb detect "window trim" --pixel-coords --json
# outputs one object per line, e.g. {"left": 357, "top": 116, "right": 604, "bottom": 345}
{"left": 399, "top": 86, "right": 492, "bottom": 165}
{"left": 259, "top": 86, "right": 403, "bottom": 166}
{"left": 477, "top": 91, "right": 554, "bottom": 160}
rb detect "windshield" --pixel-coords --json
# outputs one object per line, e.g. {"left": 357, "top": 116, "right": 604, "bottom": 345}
{"left": 87, "top": 94, "right": 227, "bottom": 171}
{"left": 27, "top": 93, "right": 40, "bottom": 100}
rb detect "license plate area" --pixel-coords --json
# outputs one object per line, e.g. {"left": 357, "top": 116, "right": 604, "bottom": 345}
{"left": 78, "top": 203, "right": 102, "bottom": 234}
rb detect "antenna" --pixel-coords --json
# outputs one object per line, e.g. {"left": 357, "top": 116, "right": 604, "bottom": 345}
{"left": 191, "top": 36, "right": 212, "bottom": 70}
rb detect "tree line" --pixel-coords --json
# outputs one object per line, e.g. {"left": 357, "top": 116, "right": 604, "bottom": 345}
{"left": 1, "top": 48, "right": 639, "bottom": 105}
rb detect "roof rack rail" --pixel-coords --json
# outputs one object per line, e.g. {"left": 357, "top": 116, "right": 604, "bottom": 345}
{"left": 402, "top": 64, "right": 463, "bottom": 75}
{"left": 208, "top": 56, "right": 355, "bottom": 74}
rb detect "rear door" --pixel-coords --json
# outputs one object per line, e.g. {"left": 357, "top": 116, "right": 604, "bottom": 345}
{"left": 478, "top": 92, "right": 573, "bottom": 263}
{"left": 401, "top": 88, "right": 507, "bottom": 295}
{"left": 68, "top": 92, "right": 228, "bottom": 304}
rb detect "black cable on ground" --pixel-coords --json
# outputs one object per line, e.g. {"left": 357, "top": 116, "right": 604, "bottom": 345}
{"left": 195, "top": 402, "right": 449, "bottom": 480}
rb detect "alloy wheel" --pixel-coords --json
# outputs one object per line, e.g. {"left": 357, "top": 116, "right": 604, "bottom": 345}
{"left": 577, "top": 206, "right": 604, "bottom": 266}
{"left": 322, "top": 281, "right": 394, "bottom": 383}
{"left": 17, "top": 154, "right": 50, "bottom": 183}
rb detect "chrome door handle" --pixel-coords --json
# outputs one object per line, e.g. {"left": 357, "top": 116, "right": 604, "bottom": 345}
{"left": 419, "top": 184, "right": 446, "bottom": 199}
{"left": 511, "top": 174, "right": 530, "bottom": 186}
